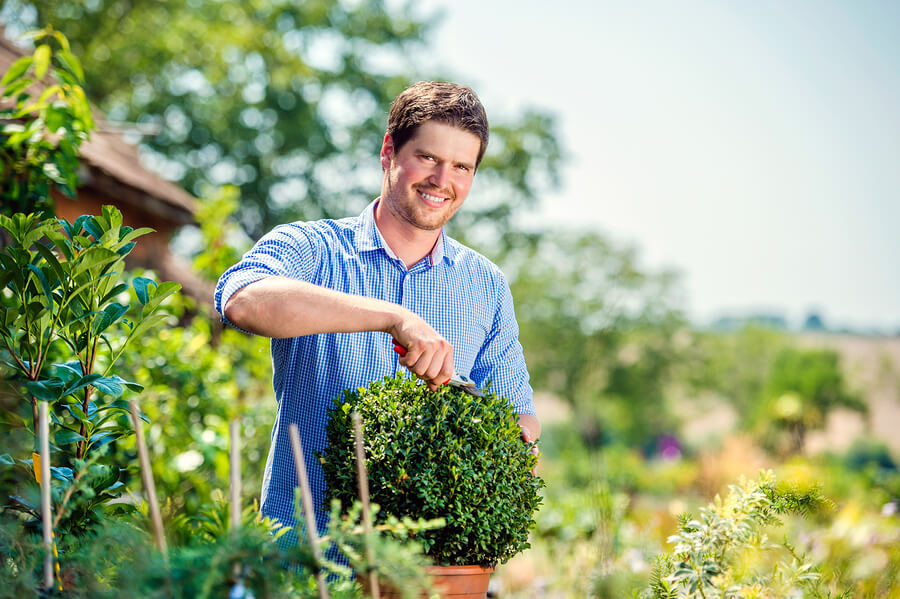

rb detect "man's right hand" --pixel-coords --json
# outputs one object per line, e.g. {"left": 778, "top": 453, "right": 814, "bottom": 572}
{"left": 388, "top": 311, "right": 455, "bottom": 391}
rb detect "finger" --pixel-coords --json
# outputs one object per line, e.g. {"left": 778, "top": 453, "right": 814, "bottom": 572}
{"left": 423, "top": 344, "right": 451, "bottom": 385}
{"left": 518, "top": 424, "right": 533, "bottom": 444}
{"left": 399, "top": 345, "right": 426, "bottom": 372}
{"left": 437, "top": 349, "right": 455, "bottom": 388}
{"left": 407, "top": 344, "right": 438, "bottom": 379}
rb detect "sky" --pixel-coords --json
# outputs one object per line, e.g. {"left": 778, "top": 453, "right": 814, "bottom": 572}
{"left": 411, "top": 0, "right": 900, "bottom": 331}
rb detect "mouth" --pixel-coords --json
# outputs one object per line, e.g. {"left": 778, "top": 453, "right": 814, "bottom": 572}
{"left": 416, "top": 189, "right": 452, "bottom": 207}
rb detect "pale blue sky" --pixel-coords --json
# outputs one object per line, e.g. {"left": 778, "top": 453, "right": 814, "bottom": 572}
{"left": 413, "top": 0, "right": 900, "bottom": 330}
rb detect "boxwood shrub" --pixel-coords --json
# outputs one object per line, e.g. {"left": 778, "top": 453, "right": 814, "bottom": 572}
{"left": 321, "top": 374, "right": 543, "bottom": 567}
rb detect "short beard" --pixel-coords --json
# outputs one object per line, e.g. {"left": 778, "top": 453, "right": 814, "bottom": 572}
{"left": 384, "top": 178, "right": 447, "bottom": 232}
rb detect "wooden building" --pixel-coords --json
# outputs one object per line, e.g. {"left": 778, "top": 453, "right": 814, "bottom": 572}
{"left": 1, "top": 30, "right": 212, "bottom": 307}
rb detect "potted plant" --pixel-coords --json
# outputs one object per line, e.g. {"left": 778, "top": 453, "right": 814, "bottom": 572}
{"left": 321, "top": 374, "right": 543, "bottom": 598}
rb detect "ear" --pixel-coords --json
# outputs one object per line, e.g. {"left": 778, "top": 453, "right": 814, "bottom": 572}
{"left": 380, "top": 133, "right": 394, "bottom": 171}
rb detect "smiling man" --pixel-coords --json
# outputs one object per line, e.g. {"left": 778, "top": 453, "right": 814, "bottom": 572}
{"left": 215, "top": 81, "right": 540, "bottom": 535}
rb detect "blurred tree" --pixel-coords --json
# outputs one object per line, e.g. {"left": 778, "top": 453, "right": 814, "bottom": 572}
{"left": 502, "top": 231, "right": 686, "bottom": 447}
{"left": 5, "top": 0, "right": 561, "bottom": 242}
{"left": 755, "top": 346, "right": 866, "bottom": 455}
{"left": 680, "top": 325, "right": 789, "bottom": 422}
{"left": 803, "top": 311, "right": 827, "bottom": 331}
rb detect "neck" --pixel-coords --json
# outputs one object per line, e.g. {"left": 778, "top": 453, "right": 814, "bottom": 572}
{"left": 373, "top": 200, "right": 441, "bottom": 268}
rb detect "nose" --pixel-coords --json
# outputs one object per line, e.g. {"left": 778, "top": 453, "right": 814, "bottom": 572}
{"left": 427, "top": 163, "right": 453, "bottom": 190}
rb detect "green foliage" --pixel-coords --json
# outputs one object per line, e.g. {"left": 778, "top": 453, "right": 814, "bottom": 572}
{"left": 0, "top": 496, "right": 443, "bottom": 598}
{"left": 643, "top": 471, "right": 837, "bottom": 599}
{"left": 0, "top": 207, "right": 179, "bottom": 536}
{"left": 678, "top": 325, "right": 788, "bottom": 420}
{"left": 504, "top": 231, "right": 685, "bottom": 446}
{"left": 321, "top": 373, "right": 543, "bottom": 567}
{"left": 323, "top": 499, "right": 440, "bottom": 599}
{"left": 113, "top": 187, "right": 275, "bottom": 518}
{"left": 756, "top": 347, "right": 865, "bottom": 455}
{"left": 0, "top": 26, "right": 93, "bottom": 215}
{"left": 17, "top": 1, "right": 562, "bottom": 241}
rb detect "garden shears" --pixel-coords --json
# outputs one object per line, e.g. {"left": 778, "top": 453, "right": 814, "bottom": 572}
{"left": 391, "top": 339, "right": 485, "bottom": 398}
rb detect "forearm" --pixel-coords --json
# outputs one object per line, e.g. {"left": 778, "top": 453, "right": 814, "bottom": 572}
{"left": 224, "top": 276, "right": 403, "bottom": 338}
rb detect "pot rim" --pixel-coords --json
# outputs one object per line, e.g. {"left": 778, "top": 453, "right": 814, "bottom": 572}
{"left": 425, "top": 564, "right": 495, "bottom": 575}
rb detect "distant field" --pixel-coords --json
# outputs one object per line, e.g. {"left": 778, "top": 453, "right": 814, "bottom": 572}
{"left": 800, "top": 333, "right": 900, "bottom": 454}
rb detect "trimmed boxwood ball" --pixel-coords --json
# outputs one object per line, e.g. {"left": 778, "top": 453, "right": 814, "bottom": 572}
{"left": 321, "top": 373, "right": 543, "bottom": 567}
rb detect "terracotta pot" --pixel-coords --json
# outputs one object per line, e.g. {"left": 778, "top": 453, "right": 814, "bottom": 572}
{"left": 363, "top": 564, "right": 495, "bottom": 599}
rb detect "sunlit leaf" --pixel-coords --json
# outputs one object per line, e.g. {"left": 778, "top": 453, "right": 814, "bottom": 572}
{"left": 0, "top": 56, "right": 32, "bottom": 87}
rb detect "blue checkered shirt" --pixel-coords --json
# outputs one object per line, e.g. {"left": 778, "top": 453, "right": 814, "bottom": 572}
{"left": 214, "top": 199, "right": 535, "bottom": 534}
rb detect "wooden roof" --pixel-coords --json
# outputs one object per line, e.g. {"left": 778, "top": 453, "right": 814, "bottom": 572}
{"left": 0, "top": 31, "right": 197, "bottom": 225}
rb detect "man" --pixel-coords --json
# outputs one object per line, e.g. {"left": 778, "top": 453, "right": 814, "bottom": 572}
{"left": 215, "top": 81, "right": 540, "bottom": 534}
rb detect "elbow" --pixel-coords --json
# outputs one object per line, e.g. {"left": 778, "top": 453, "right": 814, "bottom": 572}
{"left": 223, "top": 289, "right": 253, "bottom": 329}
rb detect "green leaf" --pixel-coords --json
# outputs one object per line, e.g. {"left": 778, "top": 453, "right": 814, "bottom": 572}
{"left": 140, "top": 280, "right": 181, "bottom": 316}
{"left": 53, "top": 361, "right": 83, "bottom": 377}
{"left": 82, "top": 217, "right": 104, "bottom": 241}
{"left": 5, "top": 125, "right": 38, "bottom": 146}
{"left": 99, "top": 282, "right": 129, "bottom": 304}
{"left": 45, "top": 229, "right": 74, "bottom": 261}
{"left": 72, "top": 246, "right": 119, "bottom": 277}
{"left": 133, "top": 276, "right": 156, "bottom": 305}
{"left": 34, "top": 243, "right": 66, "bottom": 287}
{"left": 91, "top": 302, "right": 128, "bottom": 335}
{"left": 33, "top": 45, "right": 51, "bottom": 79}
{"left": 54, "top": 428, "right": 85, "bottom": 446}
{"left": 36, "top": 83, "right": 61, "bottom": 106}
{"left": 88, "top": 375, "right": 126, "bottom": 397}
{"left": 56, "top": 49, "right": 85, "bottom": 83}
{"left": 26, "top": 263, "right": 54, "bottom": 308}
{"left": 0, "top": 56, "right": 32, "bottom": 87}
{"left": 50, "top": 466, "right": 75, "bottom": 481}
{"left": 65, "top": 403, "right": 88, "bottom": 423}
{"left": 70, "top": 84, "right": 94, "bottom": 129}
{"left": 24, "top": 379, "right": 64, "bottom": 402}
{"left": 1, "top": 76, "right": 33, "bottom": 100}
{"left": 61, "top": 373, "right": 103, "bottom": 397}
{"left": 117, "top": 226, "right": 154, "bottom": 246}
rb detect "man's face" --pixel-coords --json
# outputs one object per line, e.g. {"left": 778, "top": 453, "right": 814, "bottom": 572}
{"left": 380, "top": 120, "right": 481, "bottom": 232}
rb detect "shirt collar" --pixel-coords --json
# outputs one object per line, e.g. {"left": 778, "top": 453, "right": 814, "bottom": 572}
{"left": 356, "top": 199, "right": 456, "bottom": 266}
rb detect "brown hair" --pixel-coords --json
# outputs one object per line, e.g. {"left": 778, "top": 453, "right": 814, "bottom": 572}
{"left": 387, "top": 81, "right": 489, "bottom": 168}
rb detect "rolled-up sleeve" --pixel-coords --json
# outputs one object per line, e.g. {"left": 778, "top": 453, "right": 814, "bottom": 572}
{"left": 470, "top": 272, "right": 535, "bottom": 416}
{"left": 214, "top": 224, "right": 321, "bottom": 330}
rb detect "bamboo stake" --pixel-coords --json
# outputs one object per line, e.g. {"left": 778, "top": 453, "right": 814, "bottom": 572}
{"left": 352, "top": 412, "right": 379, "bottom": 599}
{"left": 39, "top": 400, "right": 54, "bottom": 592}
{"left": 230, "top": 418, "right": 241, "bottom": 531}
{"left": 129, "top": 400, "right": 167, "bottom": 555}
{"left": 288, "top": 424, "right": 330, "bottom": 599}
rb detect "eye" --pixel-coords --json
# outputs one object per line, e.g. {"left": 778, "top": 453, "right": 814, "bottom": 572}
{"left": 456, "top": 164, "right": 470, "bottom": 173}
{"left": 420, "top": 154, "right": 435, "bottom": 162}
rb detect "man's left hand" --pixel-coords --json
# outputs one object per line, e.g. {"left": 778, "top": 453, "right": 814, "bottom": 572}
{"left": 516, "top": 413, "right": 541, "bottom": 475}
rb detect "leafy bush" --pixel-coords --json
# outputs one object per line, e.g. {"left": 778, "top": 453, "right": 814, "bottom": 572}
{"left": 642, "top": 471, "right": 838, "bottom": 599}
{"left": 321, "top": 374, "right": 543, "bottom": 567}
{"left": 0, "top": 26, "right": 93, "bottom": 217}
{"left": 0, "top": 208, "right": 179, "bottom": 537}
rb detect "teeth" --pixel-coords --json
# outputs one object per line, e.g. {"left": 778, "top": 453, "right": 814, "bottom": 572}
{"left": 419, "top": 190, "right": 448, "bottom": 203}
